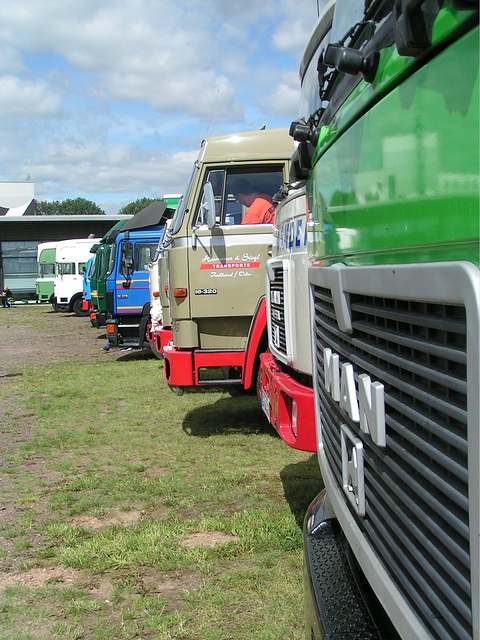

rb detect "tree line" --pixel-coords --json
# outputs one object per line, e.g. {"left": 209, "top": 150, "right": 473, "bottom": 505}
{"left": 33, "top": 197, "right": 164, "bottom": 216}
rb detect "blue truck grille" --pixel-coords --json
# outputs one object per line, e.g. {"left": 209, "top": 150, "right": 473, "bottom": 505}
{"left": 312, "top": 283, "right": 471, "bottom": 640}
{"left": 269, "top": 266, "right": 287, "bottom": 355}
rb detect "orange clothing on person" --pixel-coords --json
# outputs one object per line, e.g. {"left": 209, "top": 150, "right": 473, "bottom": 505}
{"left": 241, "top": 195, "right": 276, "bottom": 224}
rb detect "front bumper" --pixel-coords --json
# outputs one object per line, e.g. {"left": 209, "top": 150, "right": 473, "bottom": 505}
{"left": 163, "top": 344, "right": 246, "bottom": 387}
{"left": 258, "top": 352, "right": 316, "bottom": 452}
{"left": 155, "top": 326, "right": 173, "bottom": 354}
{"left": 90, "top": 310, "right": 106, "bottom": 328}
{"left": 304, "top": 491, "right": 386, "bottom": 639}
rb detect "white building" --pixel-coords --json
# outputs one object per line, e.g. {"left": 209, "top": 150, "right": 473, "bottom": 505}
{"left": 0, "top": 179, "right": 35, "bottom": 213}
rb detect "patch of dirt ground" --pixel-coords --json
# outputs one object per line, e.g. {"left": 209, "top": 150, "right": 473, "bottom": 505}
{"left": 0, "top": 305, "right": 110, "bottom": 373}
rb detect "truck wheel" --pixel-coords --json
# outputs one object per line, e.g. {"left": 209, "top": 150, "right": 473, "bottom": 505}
{"left": 149, "top": 340, "right": 163, "bottom": 360}
{"left": 72, "top": 297, "right": 89, "bottom": 317}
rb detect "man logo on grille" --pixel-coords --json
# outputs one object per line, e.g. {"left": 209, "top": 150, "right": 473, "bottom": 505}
{"left": 323, "top": 348, "right": 386, "bottom": 447}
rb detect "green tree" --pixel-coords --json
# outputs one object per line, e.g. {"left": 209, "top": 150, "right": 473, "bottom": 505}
{"left": 60, "top": 198, "right": 105, "bottom": 215}
{"left": 118, "top": 197, "right": 163, "bottom": 216}
{"left": 34, "top": 198, "right": 105, "bottom": 216}
{"left": 34, "top": 199, "right": 62, "bottom": 215}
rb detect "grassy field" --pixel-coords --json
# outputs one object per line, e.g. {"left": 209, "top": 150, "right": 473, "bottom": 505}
{"left": 0, "top": 305, "right": 323, "bottom": 640}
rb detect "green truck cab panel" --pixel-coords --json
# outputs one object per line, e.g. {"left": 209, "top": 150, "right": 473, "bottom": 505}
{"left": 307, "top": 15, "right": 479, "bottom": 266}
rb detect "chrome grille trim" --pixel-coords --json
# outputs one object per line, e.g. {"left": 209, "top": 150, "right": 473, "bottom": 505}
{"left": 309, "top": 262, "right": 480, "bottom": 640}
{"left": 266, "top": 260, "right": 288, "bottom": 358}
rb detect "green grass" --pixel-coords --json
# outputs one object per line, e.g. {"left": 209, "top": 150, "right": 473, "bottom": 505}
{"left": 0, "top": 305, "right": 323, "bottom": 639}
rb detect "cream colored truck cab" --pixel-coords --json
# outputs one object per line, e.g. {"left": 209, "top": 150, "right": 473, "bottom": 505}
{"left": 162, "top": 128, "right": 296, "bottom": 391}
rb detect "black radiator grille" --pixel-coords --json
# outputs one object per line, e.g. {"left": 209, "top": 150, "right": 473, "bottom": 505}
{"left": 312, "top": 284, "right": 471, "bottom": 640}
{"left": 269, "top": 266, "right": 287, "bottom": 355}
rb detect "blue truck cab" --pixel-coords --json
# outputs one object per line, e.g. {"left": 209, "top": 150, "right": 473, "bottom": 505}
{"left": 105, "top": 202, "right": 174, "bottom": 349}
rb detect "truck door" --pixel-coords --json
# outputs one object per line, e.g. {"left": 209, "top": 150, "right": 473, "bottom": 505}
{"left": 117, "top": 240, "right": 157, "bottom": 315}
{"left": 189, "top": 166, "right": 285, "bottom": 349}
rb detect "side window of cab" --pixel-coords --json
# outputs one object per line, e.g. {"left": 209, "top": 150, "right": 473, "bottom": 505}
{"left": 194, "top": 167, "right": 284, "bottom": 226}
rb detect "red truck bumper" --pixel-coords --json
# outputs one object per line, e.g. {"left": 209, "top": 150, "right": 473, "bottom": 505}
{"left": 259, "top": 352, "right": 316, "bottom": 452}
{"left": 157, "top": 327, "right": 173, "bottom": 354}
{"left": 163, "top": 344, "right": 246, "bottom": 387}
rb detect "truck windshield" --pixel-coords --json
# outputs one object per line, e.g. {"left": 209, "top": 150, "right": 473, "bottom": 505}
{"left": 39, "top": 263, "right": 55, "bottom": 277}
{"left": 87, "top": 255, "right": 96, "bottom": 277}
{"left": 58, "top": 263, "right": 75, "bottom": 275}
{"left": 170, "top": 161, "right": 198, "bottom": 236}
{"left": 330, "top": 0, "right": 365, "bottom": 44}
{"left": 298, "top": 0, "right": 335, "bottom": 120}
{"left": 194, "top": 167, "right": 284, "bottom": 226}
{"left": 134, "top": 243, "right": 157, "bottom": 271}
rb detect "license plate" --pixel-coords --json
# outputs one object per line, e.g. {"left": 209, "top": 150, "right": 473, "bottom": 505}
{"left": 261, "top": 388, "right": 271, "bottom": 422}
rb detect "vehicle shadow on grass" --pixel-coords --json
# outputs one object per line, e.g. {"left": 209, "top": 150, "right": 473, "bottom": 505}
{"left": 117, "top": 349, "right": 156, "bottom": 361}
{"left": 94, "top": 335, "right": 157, "bottom": 361}
{"left": 280, "top": 455, "right": 324, "bottom": 528}
{"left": 182, "top": 395, "right": 279, "bottom": 438}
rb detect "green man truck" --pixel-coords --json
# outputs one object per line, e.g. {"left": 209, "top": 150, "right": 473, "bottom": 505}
{"left": 161, "top": 128, "right": 296, "bottom": 392}
{"left": 294, "top": 0, "right": 479, "bottom": 638}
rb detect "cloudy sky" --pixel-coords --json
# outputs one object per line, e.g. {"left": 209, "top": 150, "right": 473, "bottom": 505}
{"left": 0, "top": 0, "right": 320, "bottom": 213}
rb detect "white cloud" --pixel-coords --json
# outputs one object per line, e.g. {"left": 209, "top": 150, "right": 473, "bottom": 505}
{"left": 0, "top": 0, "right": 320, "bottom": 210}
{"left": 0, "top": 43, "right": 25, "bottom": 73}
{"left": 0, "top": 0, "right": 261, "bottom": 119}
{"left": 0, "top": 75, "right": 64, "bottom": 116}
{"left": 101, "top": 68, "right": 243, "bottom": 122}
{"left": 272, "top": 0, "right": 321, "bottom": 59}
{"left": 262, "top": 71, "right": 301, "bottom": 118}
{"left": 29, "top": 139, "right": 198, "bottom": 211}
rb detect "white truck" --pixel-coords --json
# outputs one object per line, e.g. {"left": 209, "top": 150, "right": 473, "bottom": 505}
{"left": 258, "top": 183, "right": 316, "bottom": 452}
{"left": 53, "top": 237, "right": 101, "bottom": 316}
{"left": 147, "top": 219, "right": 173, "bottom": 359}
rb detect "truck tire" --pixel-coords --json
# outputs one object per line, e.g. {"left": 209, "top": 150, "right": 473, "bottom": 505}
{"left": 72, "top": 297, "right": 89, "bottom": 317}
{"left": 149, "top": 339, "right": 163, "bottom": 360}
